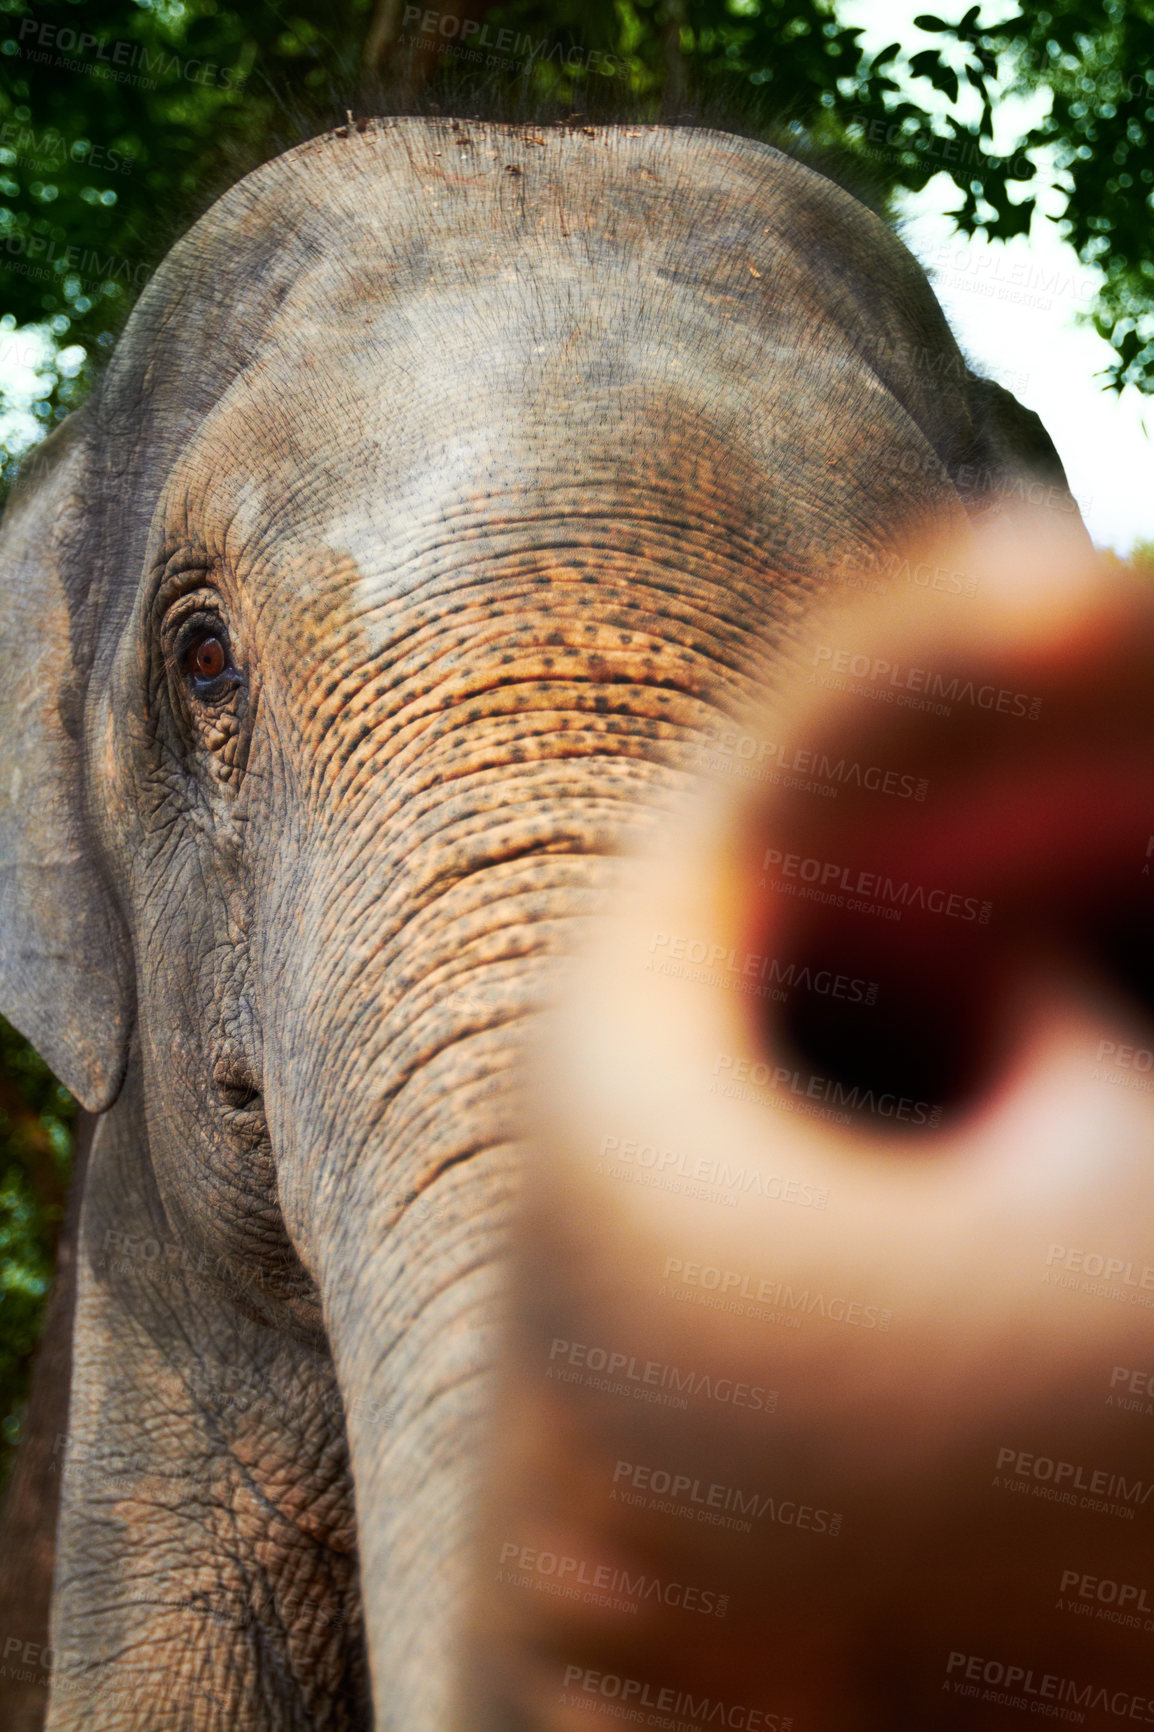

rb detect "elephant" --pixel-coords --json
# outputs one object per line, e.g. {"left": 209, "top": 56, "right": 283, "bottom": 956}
{"left": 0, "top": 116, "right": 1150, "bottom": 1730}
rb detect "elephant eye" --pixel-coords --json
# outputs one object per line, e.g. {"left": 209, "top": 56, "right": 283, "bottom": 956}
{"left": 181, "top": 628, "right": 234, "bottom": 693}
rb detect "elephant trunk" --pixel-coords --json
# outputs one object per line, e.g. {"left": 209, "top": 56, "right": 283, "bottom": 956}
{"left": 462, "top": 512, "right": 1154, "bottom": 1731}
{"left": 258, "top": 607, "right": 744, "bottom": 1722}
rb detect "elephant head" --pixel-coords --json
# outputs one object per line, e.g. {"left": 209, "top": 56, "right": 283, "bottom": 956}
{"left": 0, "top": 119, "right": 1146, "bottom": 1730}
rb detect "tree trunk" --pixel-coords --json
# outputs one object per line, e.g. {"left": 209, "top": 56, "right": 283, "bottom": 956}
{"left": 357, "top": 0, "right": 507, "bottom": 109}
{"left": 0, "top": 1111, "right": 92, "bottom": 1732}
{"left": 661, "top": 0, "right": 689, "bottom": 117}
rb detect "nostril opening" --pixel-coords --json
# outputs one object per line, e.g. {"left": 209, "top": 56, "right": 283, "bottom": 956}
{"left": 762, "top": 893, "right": 1154, "bottom": 1131}
{"left": 212, "top": 1055, "right": 264, "bottom": 1114}
{"left": 763, "top": 923, "right": 1007, "bottom": 1131}
{"left": 1093, "top": 897, "right": 1154, "bottom": 1025}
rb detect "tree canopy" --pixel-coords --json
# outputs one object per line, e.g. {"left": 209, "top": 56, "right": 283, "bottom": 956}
{"left": 0, "top": 1016, "right": 74, "bottom": 1492}
{"left": 0, "top": 0, "right": 1151, "bottom": 496}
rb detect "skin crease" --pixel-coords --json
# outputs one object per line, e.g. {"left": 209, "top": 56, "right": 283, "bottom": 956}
{"left": 0, "top": 120, "right": 1089, "bottom": 1730}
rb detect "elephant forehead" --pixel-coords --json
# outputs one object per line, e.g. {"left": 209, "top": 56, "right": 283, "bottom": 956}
{"left": 190, "top": 275, "right": 802, "bottom": 518}
{"left": 108, "top": 120, "right": 971, "bottom": 650}
{"left": 204, "top": 119, "right": 876, "bottom": 316}
{"left": 167, "top": 265, "right": 934, "bottom": 615}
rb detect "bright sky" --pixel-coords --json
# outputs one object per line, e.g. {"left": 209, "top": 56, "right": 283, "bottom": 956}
{"left": 2, "top": 13, "right": 1150, "bottom": 552}
{"left": 894, "top": 202, "right": 1151, "bottom": 553}
{"left": 840, "top": 0, "right": 1153, "bottom": 555}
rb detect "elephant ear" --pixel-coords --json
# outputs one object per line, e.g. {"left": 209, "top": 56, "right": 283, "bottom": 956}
{"left": 964, "top": 370, "right": 1085, "bottom": 523}
{"left": 0, "top": 416, "right": 132, "bottom": 1111}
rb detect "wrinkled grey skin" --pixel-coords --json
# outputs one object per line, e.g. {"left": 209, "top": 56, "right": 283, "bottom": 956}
{"left": 0, "top": 120, "right": 1075, "bottom": 1728}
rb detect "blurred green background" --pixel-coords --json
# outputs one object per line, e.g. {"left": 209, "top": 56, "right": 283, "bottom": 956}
{"left": 0, "top": 1017, "right": 74, "bottom": 1491}
{"left": 0, "top": 0, "right": 1152, "bottom": 1493}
